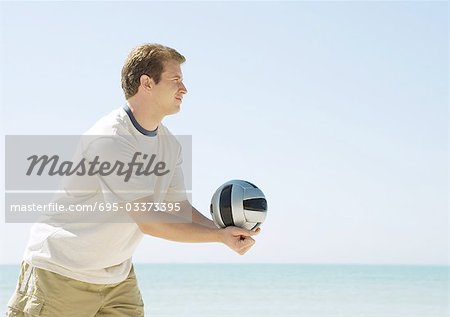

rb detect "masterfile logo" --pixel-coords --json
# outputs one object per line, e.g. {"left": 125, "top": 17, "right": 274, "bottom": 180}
{"left": 4, "top": 135, "right": 193, "bottom": 224}
{"left": 26, "top": 152, "right": 170, "bottom": 182}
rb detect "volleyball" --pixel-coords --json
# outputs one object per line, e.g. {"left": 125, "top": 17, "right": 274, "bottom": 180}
{"left": 210, "top": 180, "right": 268, "bottom": 231}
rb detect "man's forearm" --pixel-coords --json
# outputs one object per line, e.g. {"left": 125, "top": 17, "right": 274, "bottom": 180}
{"left": 130, "top": 200, "right": 259, "bottom": 255}
{"left": 191, "top": 206, "right": 217, "bottom": 229}
{"left": 172, "top": 200, "right": 217, "bottom": 229}
{"left": 139, "top": 216, "right": 220, "bottom": 243}
{"left": 129, "top": 198, "right": 218, "bottom": 240}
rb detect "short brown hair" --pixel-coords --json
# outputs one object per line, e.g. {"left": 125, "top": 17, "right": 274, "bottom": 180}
{"left": 121, "top": 43, "right": 186, "bottom": 99}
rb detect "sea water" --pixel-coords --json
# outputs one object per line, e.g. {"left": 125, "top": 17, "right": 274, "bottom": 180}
{"left": 1, "top": 264, "right": 448, "bottom": 317}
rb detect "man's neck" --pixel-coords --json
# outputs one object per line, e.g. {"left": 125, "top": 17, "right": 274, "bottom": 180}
{"left": 126, "top": 97, "right": 162, "bottom": 131}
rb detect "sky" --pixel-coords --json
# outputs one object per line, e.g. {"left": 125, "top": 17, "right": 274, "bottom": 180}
{"left": 0, "top": 1, "right": 448, "bottom": 265}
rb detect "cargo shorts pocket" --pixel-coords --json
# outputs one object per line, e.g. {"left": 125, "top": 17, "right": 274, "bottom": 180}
{"left": 7, "top": 292, "right": 44, "bottom": 316}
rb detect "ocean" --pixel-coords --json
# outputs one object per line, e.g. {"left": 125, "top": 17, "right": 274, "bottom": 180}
{"left": 1, "top": 264, "right": 448, "bottom": 316}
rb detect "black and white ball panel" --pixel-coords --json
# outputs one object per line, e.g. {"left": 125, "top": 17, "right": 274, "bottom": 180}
{"left": 210, "top": 180, "right": 267, "bottom": 231}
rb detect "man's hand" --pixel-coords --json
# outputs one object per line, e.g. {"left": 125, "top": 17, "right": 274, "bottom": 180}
{"left": 218, "top": 227, "right": 261, "bottom": 255}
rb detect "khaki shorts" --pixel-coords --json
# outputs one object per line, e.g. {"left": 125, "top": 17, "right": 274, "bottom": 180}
{"left": 5, "top": 262, "right": 144, "bottom": 317}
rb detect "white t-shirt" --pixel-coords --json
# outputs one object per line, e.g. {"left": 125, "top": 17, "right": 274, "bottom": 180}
{"left": 23, "top": 107, "right": 187, "bottom": 284}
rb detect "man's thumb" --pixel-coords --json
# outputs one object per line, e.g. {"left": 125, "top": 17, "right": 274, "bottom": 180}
{"left": 235, "top": 227, "right": 260, "bottom": 236}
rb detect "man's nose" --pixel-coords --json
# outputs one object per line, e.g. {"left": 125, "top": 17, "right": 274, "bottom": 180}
{"left": 180, "top": 82, "right": 187, "bottom": 94}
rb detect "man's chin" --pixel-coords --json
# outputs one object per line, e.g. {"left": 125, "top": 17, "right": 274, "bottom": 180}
{"left": 167, "top": 105, "right": 181, "bottom": 116}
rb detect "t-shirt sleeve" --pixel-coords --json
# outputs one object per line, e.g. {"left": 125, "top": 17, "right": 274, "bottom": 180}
{"left": 83, "top": 136, "right": 154, "bottom": 203}
{"left": 163, "top": 144, "right": 188, "bottom": 203}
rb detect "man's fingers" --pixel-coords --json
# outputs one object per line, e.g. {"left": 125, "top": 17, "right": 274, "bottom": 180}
{"left": 236, "top": 238, "right": 256, "bottom": 255}
{"left": 232, "top": 227, "right": 260, "bottom": 237}
{"left": 235, "top": 236, "right": 255, "bottom": 250}
{"left": 238, "top": 244, "right": 254, "bottom": 255}
{"left": 222, "top": 226, "right": 260, "bottom": 255}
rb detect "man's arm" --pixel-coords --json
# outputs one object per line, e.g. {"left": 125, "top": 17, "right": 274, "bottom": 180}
{"left": 126, "top": 196, "right": 259, "bottom": 255}
{"left": 176, "top": 200, "right": 216, "bottom": 229}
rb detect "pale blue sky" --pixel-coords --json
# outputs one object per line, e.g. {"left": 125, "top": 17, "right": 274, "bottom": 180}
{"left": 0, "top": 1, "right": 448, "bottom": 265}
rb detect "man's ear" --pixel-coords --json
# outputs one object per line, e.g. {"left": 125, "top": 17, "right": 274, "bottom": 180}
{"left": 140, "top": 74, "right": 154, "bottom": 92}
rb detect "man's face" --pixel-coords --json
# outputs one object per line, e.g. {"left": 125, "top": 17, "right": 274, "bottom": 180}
{"left": 152, "top": 59, "right": 187, "bottom": 115}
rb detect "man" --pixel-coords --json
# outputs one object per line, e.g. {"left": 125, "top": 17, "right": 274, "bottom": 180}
{"left": 6, "top": 43, "right": 259, "bottom": 317}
